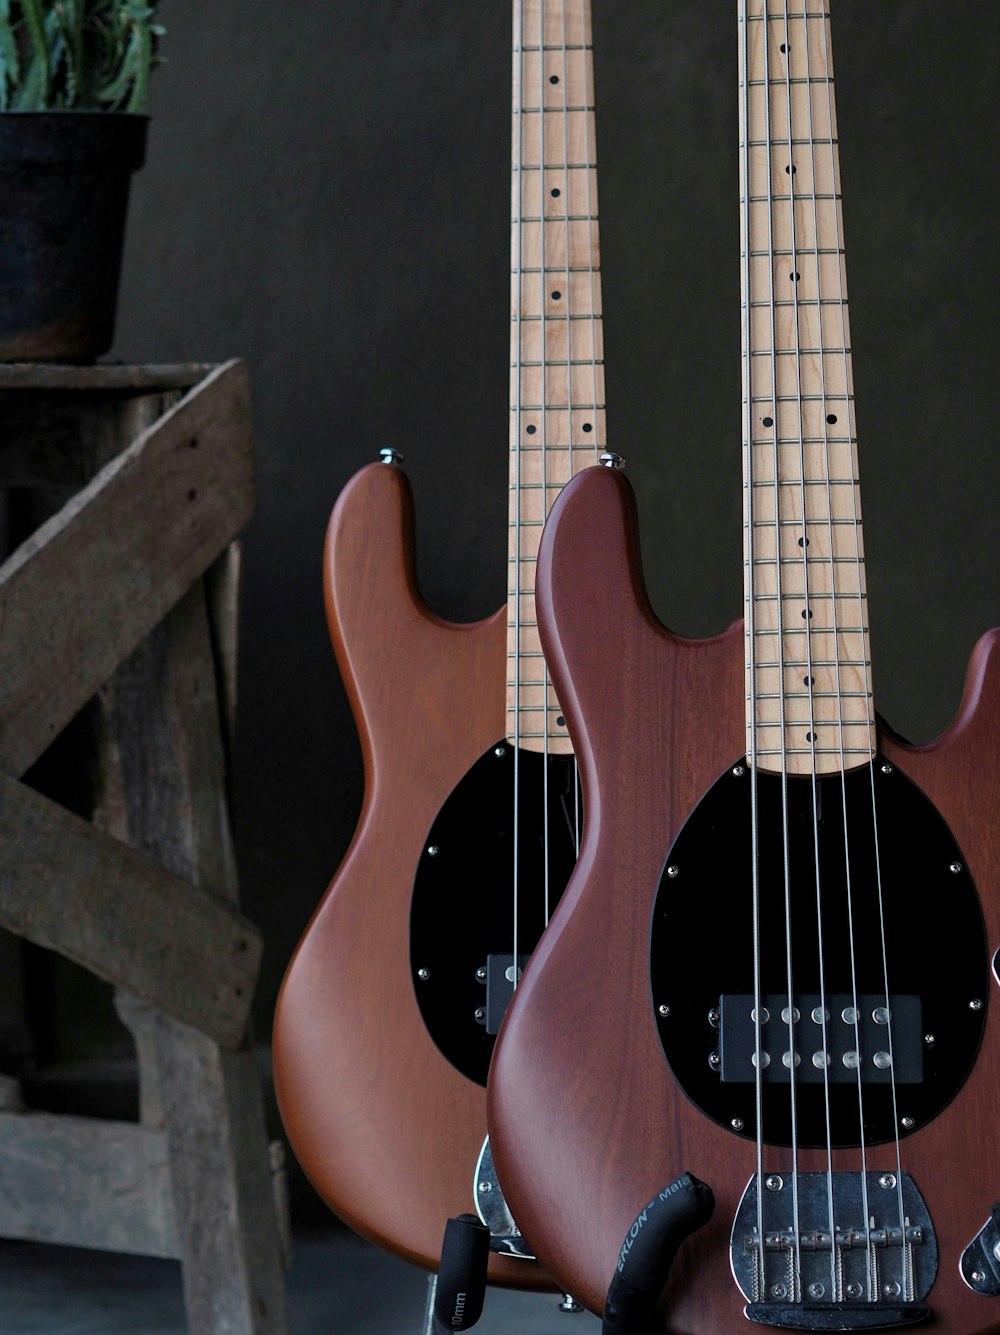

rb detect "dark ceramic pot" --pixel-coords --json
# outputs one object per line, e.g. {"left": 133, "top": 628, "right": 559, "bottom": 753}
{"left": 0, "top": 111, "right": 148, "bottom": 361}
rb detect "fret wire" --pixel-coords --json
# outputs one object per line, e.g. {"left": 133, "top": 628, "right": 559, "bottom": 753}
{"left": 518, "top": 105, "right": 595, "bottom": 114}
{"left": 513, "top": 161, "right": 598, "bottom": 170}
{"left": 745, "top": 192, "right": 840, "bottom": 202}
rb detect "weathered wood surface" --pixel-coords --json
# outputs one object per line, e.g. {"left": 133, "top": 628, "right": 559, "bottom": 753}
{"left": 0, "top": 767, "right": 260, "bottom": 1049}
{"left": 0, "top": 359, "right": 255, "bottom": 779}
{"left": 0, "top": 1110, "right": 176, "bottom": 1258}
{"left": 99, "top": 581, "right": 289, "bottom": 1334}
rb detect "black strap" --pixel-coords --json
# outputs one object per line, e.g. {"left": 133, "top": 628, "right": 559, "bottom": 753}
{"left": 602, "top": 1172, "right": 715, "bottom": 1335}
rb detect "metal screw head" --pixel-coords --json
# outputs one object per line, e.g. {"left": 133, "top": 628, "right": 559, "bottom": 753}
{"left": 476, "top": 966, "right": 487, "bottom": 982}
{"left": 950, "top": 861, "right": 963, "bottom": 874}
{"left": 770, "top": 1284, "right": 787, "bottom": 1300}
{"left": 765, "top": 1174, "right": 783, "bottom": 1192}
{"left": 559, "top": 1295, "right": 584, "bottom": 1313}
{"left": 379, "top": 447, "right": 404, "bottom": 465}
{"left": 883, "top": 1282, "right": 901, "bottom": 1297}
{"left": 924, "top": 1033, "right": 935, "bottom": 1046}
{"left": 846, "top": 1283, "right": 864, "bottom": 1299}
{"left": 878, "top": 1173, "right": 897, "bottom": 1190}
{"left": 732, "top": 764, "right": 746, "bottom": 777}
{"left": 708, "top": 1007, "right": 721, "bottom": 1026}
{"left": 808, "top": 1283, "right": 825, "bottom": 1299}
{"left": 417, "top": 968, "right": 430, "bottom": 981}
{"left": 901, "top": 1116, "right": 915, "bottom": 1130}
{"left": 731, "top": 1117, "right": 745, "bottom": 1131}
{"left": 971, "top": 1270, "right": 986, "bottom": 1285}
{"left": 426, "top": 845, "right": 440, "bottom": 857}
{"left": 494, "top": 745, "right": 507, "bottom": 758}
{"left": 666, "top": 865, "right": 680, "bottom": 878}
{"left": 970, "top": 998, "right": 984, "bottom": 1012}
{"left": 709, "top": 1051, "right": 721, "bottom": 1068}
{"left": 880, "top": 762, "right": 893, "bottom": 774}
{"left": 474, "top": 1007, "right": 486, "bottom": 1022}
{"left": 599, "top": 451, "right": 626, "bottom": 470}
{"left": 478, "top": 1180, "right": 492, "bottom": 1194}
{"left": 872, "top": 1006, "right": 890, "bottom": 1025}
{"left": 657, "top": 1003, "right": 671, "bottom": 1018}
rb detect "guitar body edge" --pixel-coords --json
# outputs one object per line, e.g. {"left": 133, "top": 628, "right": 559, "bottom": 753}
{"left": 488, "top": 464, "right": 1000, "bottom": 1332}
{"left": 273, "top": 462, "right": 551, "bottom": 1289}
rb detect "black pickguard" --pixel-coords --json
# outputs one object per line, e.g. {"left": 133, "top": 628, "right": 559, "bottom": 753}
{"left": 411, "top": 741, "right": 580, "bottom": 1086}
{"left": 650, "top": 756, "right": 988, "bottom": 1148}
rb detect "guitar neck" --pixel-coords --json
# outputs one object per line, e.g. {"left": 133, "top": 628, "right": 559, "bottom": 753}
{"left": 508, "top": 0, "right": 606, "bottom": 754}
{"left": 740, "top": 0, "right": 876, "bottom": 776}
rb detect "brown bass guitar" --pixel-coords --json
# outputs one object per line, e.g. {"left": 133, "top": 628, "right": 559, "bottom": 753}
{"left": 273, "top": 0, "right": 609, "bottom": 1283}
{"left": 489, "top": 2, "right": 1000, "bottom": 1329}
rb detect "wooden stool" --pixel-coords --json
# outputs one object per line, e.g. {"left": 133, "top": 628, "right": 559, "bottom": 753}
{"left": 0, "top": 362, "right": 289, "bottom": 1333}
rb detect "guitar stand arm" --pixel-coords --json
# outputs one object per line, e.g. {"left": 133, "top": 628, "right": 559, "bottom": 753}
{"left": 429, "top": 1213, "right": 491, "bottom": 1333}
{"left": 602, "top": 1172, "right": 716, "bottom": 1335}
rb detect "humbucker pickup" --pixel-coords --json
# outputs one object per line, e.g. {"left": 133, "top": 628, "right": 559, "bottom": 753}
{"left": 719, "top": 993, "right": 924, "bottom": 1084}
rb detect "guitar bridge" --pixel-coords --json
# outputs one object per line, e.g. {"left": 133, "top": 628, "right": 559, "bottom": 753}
{"left": 731, "top": 1172, "right": 937, "bottom": 1330}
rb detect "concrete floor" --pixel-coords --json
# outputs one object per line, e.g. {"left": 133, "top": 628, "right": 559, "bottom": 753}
{"left": 0, "top": 1230, "right": 603, "bottom": 1334}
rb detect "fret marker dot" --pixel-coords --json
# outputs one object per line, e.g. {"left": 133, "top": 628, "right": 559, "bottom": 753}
{"left": 806, "top": 732, "right": 817, "bottom": 742}
{"left": 780, "top": 43, "right": 789, "bottom": 53}
{"left": 762, "top": 416, "right": 774, "bottom": 428}
{"left": 551, "top": 187, "right": 561, "bottom": 197}
{"left": 804, "top": 675, "right": 815, "bottom": 686}
{"left": 582, "top": 423, "right": 593, "bottom": 433}
{"left": 549, "top": 74, "right": 560, "bottom": 84}
{"left": 798, "top": 536, "right": 809, "bottom": 547}
{"left": 802, "top": 608, "right": 813, "bottom": 619}
{"left": 827, "top": 413, "right": 838, "bottom": 424}
{"left": 556, "top": 715, "right": 565, "bottom": 726}
{"left": 551, "top": 290, "right": 562, "bottom": 300}
{"left": 790, "top": 272, "right": 801, "bottom": 282}
{"left": 785, "top": 164, "right": 796, "bottom": 175}
{"left": 526, "top": 424, "right": 537, "bottom": 435}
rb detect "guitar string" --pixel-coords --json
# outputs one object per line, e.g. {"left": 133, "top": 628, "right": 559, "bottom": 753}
{"left": 797, "top": 0, "right": 838, "bottom": 1297}
{"left": 817, "top": 5, "right": 908, "bottom": 1265}
{"left": 511, "top": 0, "right": 526, "bottom": 993}
{"left": 739, "top": 0, "right": 768, "bottom": 1295}
{"left": 761, "top": 0, "right": 804, "bottom": 1298}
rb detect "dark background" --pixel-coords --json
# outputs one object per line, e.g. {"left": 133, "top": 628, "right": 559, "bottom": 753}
{"left": 107, "top": 0, "right": 1000, "bottom": 1139}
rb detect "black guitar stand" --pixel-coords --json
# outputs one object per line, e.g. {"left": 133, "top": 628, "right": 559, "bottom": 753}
{"left": 601, "top": 1172, "right": 715, "bottom": 1335}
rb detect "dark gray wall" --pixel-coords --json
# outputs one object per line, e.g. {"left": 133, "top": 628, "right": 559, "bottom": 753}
{"left": 113, "top": 3, "right": 1000, "bottom": 1031}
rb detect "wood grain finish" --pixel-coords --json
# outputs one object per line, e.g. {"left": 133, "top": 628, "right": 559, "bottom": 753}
{"left": 272, "top": 462, "right": 550, "bottom": 1287}
{"left": 488, "top": 464, "right": 1000, "bottom": 1329}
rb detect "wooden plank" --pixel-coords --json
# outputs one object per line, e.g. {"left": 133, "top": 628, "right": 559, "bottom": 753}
{"left": 0, "top": 1110, "right": 176, "bottom": 1258}
{"left": 0, "top": 362, "right": 214, "bottom": 392}
{"left": 97, "top": 580, "right": 289, "bottom": 1332}
{"left": 0, "top": 360, "right": 256, "bottom": 778}
{"left": 0, "top": 767, "right": 261, "bottom": 1049}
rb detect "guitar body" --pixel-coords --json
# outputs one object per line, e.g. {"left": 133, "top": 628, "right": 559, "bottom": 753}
{"left": 488, "top": 464, "right": 1000, "bottom": 1329}
{"left": 273, "top": 461, "right": 549, "bottom": 1287}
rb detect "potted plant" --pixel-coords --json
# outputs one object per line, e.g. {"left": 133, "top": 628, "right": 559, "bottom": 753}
{"left": 0, "top": 1, "right": 164, "bottom": 360}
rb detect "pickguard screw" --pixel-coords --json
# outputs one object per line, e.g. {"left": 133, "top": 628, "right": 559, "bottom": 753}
{"left": 658, "top": 1004, "right": 671, "bottom": 1017}
{"left": 808, "top": 1283, "right": 825, "bottom": 1299}
{"left": 901, "top": 1116, "right": 915, "bottom": 1130}
{"left": 494, "top": 745, "right": 507, "bottom": 758}
{"left": 474, "top": 1007, "right": 485, "bottom": 1022}
{"left": 765, "top": 1175, "right": 783, "bottom": 1192}
{"left": 924, "top": 1034, "right": 935, "bottom": 1046}
{"left": 950, "top": 861, "right": 963, "bottom": 874}
{"left": 476, "top": 967, "right": 487, "bottom": 982}
{"left": 846, "top": 1283, "right": 863, "bottom": 1299}
{"left": 417, "top": 968, "right": 430, "bottom": 981}
{"left": 478, "top": 1181, "right": 492, "bottom": 1194}
{"left": 708, "top": 1008, "right": 720, "bottom": 1026}
{"left": 379, "top": 446, "right": 404, "bottom": 465}
{"left": 427, "top": 845, "right": 440, "bottom": 857}
{"left": 731, "top": 1118, "right": 745, "bottom": 1131}
{"left": 880, "top": 762, "right": 893, "bottom": 774}
{"left": 883, "top": 1282, "right": 901, "bottom": 1297}
{"left": 970, "top": 998, "right": 984, "bottom": 1012}
{"left": 972, "top": 1270, "right": 986, "bottom": 1285}
{"left": 709, "top": 1051, "right": 721, "bottom": 1068}
{"left": 666, "top": 865, "right": 680, "bottom": 878}
{"left": 878, "top": 1173, "right": 896, "bottom": 1190}
{"left": 770, "top": 1285, "right": 787, "bottom": 1299}
{"left": 733, "top": 764, "right": 746, "bottom": 777}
